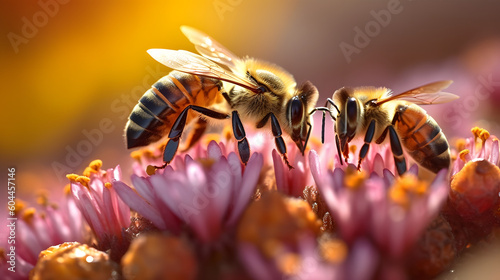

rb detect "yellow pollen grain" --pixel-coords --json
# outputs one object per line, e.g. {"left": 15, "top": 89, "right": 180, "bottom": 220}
{"left": 83, "top": 160, "right": 103, "bottom": 177}
{"left": 344, "top": 167, "right": 367, "bottom": 190}
{"left": 77, "top": 176, "right": 90, "bottom": 188}
{"left": 64, "top": 184, "right": 71, "bottom": 195}
{"left": 277, "top": 253, "right": 300, "bottom": 275}
{"left": 66, "top": 174, "right": 79, "bottom": 181}
{"left": 22, "top": 207, "right": 36, "bottom": 224}
{"left": 480, "top": 130, "right": 490, "bottom": 143}
{"left": 262, "top": 239, "right": 281, "bottom": 258}
{"left": 389, "top": 187, "right": 409, "bottom": 207}
{"left": 82, "top": 167, "right": 92, "bottom": 178}
{"left": 198, "top": 158, "right": 216, "bottom": 168}
{"left": 223, "top": 125, "right": 233, "bottom": 142}
{"left": 104, "top": 182, "right": 112, "bottom": 189}
{"left": 12, "top": 199, "right": 26, "bottom": 215}
{"left": 308, "top": 136, "right": 323, "bottom": 150}
{"left": 130, "top": 150, "right": 143, "bottom": 161}
{"left": 471, "top": 126, "right": 481, "bottom": 139}
{"left": 389, "top": 174, "right": 429, "bottom": 207}
{"left": 36, "top": 191, "right": 49, "bottom": 207}
{"left": 89, "top": 159, "right": 103, "bottom": 170}
{"left": 399, "top": 174, "right": 428, "bottom": 195}
{"left": 146, "top": 165, "right": 157, "bottom": 176}
{"left": 320, "top": 239, "right": 348, "bottom": 263}
{"left": 349, "top": 145, "right": 357, "bottom": 155}
{"left": 459, "top": 149, "right": 470, "bottom": 162}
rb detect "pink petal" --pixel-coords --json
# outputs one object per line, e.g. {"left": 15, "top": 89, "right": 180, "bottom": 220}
{"left": 102, "top": 186, "right": 120, "bottom": 234}
{"left": 426, "top": 169, "right": 449, "bottom": 213}
{"left": 131, "top": 175, "right": 156, "bottom": 205}
{"left": 228, "top": 152, "right": 243, "bottom": 188}
{"left": 207, "top": 140, "right": 223, "bottom": 160}
{"left": 490, "top": 139, "right": 499, "bottom": 165}
{"left": 227, "top": 153, "right": 263, "bottom": 226}
{"left": 113, "top": 181, "right": 167, "bottom": 230}
{"left": 308, "top": 150, "right": 322, "bottom": 186}
{"left": 207, "top": 158, "right": 233, "bottom": 223}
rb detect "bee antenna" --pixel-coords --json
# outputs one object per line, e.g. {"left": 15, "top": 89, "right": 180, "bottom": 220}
{"left": 325, "top": 98, "right": 340, "bottom": 115}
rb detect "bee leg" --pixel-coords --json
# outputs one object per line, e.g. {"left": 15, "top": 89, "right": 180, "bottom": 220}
{"left": 302, "top": 122, "right": 312, "bottom": 155}
{"left": 269, "top": 113, "right": 293, "bottom": 169}
{"left": 388, "top": 126, "right": 407, "bottom": 175}
{"left": 231, "top": 110, "right": 250, "bottom": 165}
{"left": 335, "top": 134, "right": 343, "bottom": 165}
{"left": 257, "top": 112, "right": 292, "bottom": 169}
{"left": 152, "top": 105, "right": 229, "bottom": 172}
{"left": 358, "top": 119, "right": 376, "bottom": 170}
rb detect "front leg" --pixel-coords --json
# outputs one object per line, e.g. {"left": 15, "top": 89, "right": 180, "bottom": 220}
{"left": 357, "top": 119, "right": 376, "bottom": 170}
{"left": 232, "top": 110, "right": 250, "bottom": 165}
{"left": 258, "top": 112, "right": 293, "bottom": 169}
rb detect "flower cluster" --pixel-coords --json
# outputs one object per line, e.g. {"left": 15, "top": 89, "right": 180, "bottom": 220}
{"left": 3, "top": 126, "right": 500, "bottom": 280}
{"left": 0, "top": 191, "right": 86, "bottom": 280}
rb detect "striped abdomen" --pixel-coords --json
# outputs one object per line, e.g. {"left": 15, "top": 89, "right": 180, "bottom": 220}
{"left": 125, "top": 71, "right": 222, "bottom": 149}
{"left": 394, "top": 104, "right": 450, "bottom": 173}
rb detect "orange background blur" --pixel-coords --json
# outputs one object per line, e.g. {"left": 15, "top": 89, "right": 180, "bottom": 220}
{"left": 1, "top": 0, "right": 499, "bottom": 199}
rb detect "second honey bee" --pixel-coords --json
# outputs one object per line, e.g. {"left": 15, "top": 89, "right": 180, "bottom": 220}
{"left": 125, "top": 26, "right": 318, "bottom": 170}
{"left": 314, "top": 81, "right": 458, "bottom": 175}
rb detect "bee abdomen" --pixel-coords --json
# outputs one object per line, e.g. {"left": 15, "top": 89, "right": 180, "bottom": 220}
{"left": 395, "top": 105, "right": 450, "bottom": 173}
{"left": 125, "top": 71, "right": 221, "bottom": 149}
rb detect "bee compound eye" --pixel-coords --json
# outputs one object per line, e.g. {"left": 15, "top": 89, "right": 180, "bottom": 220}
{"left": 346, "top": 97, "right": 358, "bottom": 124}
{"left": 290, "top": 97, "right": 304, "bottom": 126}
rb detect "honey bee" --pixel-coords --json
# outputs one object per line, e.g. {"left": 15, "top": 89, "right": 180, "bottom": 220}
{"left": 314, "top": 81, "right": 458, "bottom": 175}
{"left": 125, "top": 26, "right": 318, "bottom": 170}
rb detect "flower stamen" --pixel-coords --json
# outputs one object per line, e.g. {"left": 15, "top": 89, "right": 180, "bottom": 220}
{"left": 459, "top": 149, "right": 471, "bottom": 162}
{"left": 66, "top": 174, "right": 90, "bottom": 188}
{"left": 22, "top": 207, "right": 36, "bottom": 224}
{"left": 344, "top": 166, "right": 367, "bottom": 190}
{"left": 389, "top": 174, "right": 429, "bottom": 208}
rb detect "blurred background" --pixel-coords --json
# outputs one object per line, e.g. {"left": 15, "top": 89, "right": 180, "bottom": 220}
{"left": 1, "top": 0, "right": 499, "bottom": 201}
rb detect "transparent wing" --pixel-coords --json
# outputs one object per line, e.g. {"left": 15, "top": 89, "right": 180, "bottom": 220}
{"left": 377, "top": 80, "right": 458, "bottom": 105}
{"left": 147, "top": 48, "right": 260, "bottom": 92}
{"left": 180, "top": 25, "right": 244, "bottom": 73}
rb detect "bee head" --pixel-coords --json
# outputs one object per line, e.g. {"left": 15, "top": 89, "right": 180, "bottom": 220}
{"left": 334, "top": 88, "right": 361, "bottom": 154}
{"left": 287, "top": 81, "right": 318, "bottom": 155}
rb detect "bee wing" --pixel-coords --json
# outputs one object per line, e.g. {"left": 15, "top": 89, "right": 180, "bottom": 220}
{"left": 180, "top": 26, "right": 244, "bottom": 73}
{"left": 377, "top": 80, "right": 459, "bottom": 105}
{"left": 147, "top": 48, "right": 260, "bottom": 92}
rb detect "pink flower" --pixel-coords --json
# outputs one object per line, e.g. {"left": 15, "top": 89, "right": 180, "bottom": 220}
{"left": 67, "top": 160, "right": 130, "bottom": 253}
{"left": 114, "top": 141, "right": 263, "bottom": 243}
{"left": 0, "top": 192, "right": 86, "bottom": 280}
{"left": 272, "top": 145, "right": 312, "bottom": 198}
{"left": 314, "top": 142, "right": 401, "bottom": 179}
{"left": 452, "top": 127, "right": 499, "bottom": 175}
{"left": 309, "top": 151, "right": 449, "bottom": 257}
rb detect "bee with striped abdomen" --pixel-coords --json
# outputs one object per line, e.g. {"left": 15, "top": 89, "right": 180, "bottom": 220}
{"left": 125, "top": 26, "right": 318, "bottom": 171}
{"left": 314, "top": 81, "right": 458, "bottom": 175}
